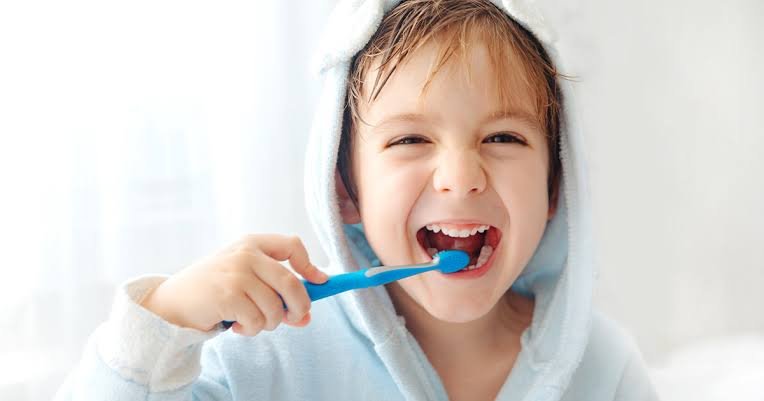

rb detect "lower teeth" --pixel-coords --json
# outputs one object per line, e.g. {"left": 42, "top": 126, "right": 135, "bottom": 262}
{"left": 475, "top": 245, "right": 493, "bottom": 267}
{"left": 427, "top": 245, "right": 494, "bottom": 271}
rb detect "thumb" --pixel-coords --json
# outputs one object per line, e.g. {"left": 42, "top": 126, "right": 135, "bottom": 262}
{"left": 305, "top": 264, "right": 330, "bottom": 284}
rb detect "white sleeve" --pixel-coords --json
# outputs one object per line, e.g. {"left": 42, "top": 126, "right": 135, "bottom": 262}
{"left": 97, "top": 274, "right": 228, "bottom": 389}
{"left": 52, "top": 274, "right": 232, "bottom": 401}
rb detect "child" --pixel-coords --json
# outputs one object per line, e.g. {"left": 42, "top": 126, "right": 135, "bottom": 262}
{"left": 54, "top": 0, "right": 659, "bottom": 400}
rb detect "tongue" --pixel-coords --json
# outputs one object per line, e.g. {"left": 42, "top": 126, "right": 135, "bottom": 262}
{"left": 425, "top": 230, "right": 485, "bottom": 257}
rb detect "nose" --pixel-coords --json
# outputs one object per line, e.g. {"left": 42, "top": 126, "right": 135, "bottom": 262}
{"left": 432, "top": 150, "right": 486, "bottom": 197}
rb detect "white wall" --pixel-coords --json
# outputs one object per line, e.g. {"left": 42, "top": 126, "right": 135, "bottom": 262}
{"left": 536, "top": 0, "right": 764, "bottom": 364}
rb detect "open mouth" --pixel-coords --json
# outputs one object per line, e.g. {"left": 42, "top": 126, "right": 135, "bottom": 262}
{"left": 416, "top": 224, "right": 503, "bottom": 272}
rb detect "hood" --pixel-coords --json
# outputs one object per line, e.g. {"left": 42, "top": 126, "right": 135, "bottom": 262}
{"left": 303, "top": 1, "right": 595, "bottom": 399}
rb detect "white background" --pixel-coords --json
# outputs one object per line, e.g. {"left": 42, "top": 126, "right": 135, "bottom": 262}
{"left": 0, "top": 0, "right": 762, "bottom": 399}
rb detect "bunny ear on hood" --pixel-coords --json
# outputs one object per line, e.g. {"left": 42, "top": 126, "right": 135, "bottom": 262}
{"left": 303, "top": 0, "right": 596, "bottom": 399}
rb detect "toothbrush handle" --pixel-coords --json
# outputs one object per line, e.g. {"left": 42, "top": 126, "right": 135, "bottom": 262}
{"left": 303, "top": 269, "right": 370, "bottom": 301}
{"left": 221, "top": 270, "right": 370, "bottom": 329}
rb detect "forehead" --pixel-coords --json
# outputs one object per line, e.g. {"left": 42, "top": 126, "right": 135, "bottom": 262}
{"left": 357, "top": 38, "right": 541, "bottom": 132}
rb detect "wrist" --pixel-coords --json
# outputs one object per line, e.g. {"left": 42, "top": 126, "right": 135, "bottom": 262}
{"left": 140, "top": 281, "right": 215, "bottom": 332}
{"left": 139, "top": 282, "right": 183, "bottom": 327}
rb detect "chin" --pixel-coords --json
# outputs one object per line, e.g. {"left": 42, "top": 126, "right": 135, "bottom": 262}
{"left": 420, "top": 294, "right": 494, "bottom": 323}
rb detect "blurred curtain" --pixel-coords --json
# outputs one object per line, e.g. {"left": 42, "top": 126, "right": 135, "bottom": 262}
{"left": 0, "top": 1, "right": 335, "bottom": 399}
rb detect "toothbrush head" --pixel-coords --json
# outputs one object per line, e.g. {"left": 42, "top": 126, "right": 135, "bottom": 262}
{"left": 435, "top": 250, "right": 470, "bottom": 273}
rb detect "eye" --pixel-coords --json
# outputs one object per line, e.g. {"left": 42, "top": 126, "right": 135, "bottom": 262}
{"left": 389, "top": 135, "right": 428, "bottom": 146}
{"left": 484, "top": 133, "right": 525, "bottom": 145}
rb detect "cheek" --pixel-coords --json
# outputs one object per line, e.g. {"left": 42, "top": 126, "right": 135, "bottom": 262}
{"left": 353, "top": 150, "right": 429, "bottom": 263}
{"left": 496, "top": 166, "right": 548, "bottom": 209}
{"left": 354, "top": 143, "right": 434, "bottom": 203}
{"left": 492, "top": 159, "right": 550, "bottom": 269}
{"left": 489, "top": 152, "right": 549, "bottom": 212}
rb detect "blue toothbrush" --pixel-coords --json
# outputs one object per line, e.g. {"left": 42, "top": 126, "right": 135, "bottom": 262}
{"left": 221, "top": 249, "right": 469, "bottom": 329}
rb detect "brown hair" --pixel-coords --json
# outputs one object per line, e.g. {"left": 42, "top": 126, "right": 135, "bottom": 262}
{"left": 337, "top": 0, "right": 568, "bottom": 213}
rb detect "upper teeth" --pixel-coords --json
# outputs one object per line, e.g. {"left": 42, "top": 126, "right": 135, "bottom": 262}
{"left": 425, "top": 224, "right": 490, "bottom": 238}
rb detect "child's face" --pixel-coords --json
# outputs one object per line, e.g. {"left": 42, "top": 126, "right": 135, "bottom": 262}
{"left": 346, "top": 39, "right": 553, "bottom": 323}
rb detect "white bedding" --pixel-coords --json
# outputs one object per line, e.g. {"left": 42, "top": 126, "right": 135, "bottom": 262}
{"left": 650, "top": 334, "right": 764, "bottom": 400}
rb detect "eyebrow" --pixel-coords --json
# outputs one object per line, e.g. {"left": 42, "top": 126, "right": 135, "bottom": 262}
{"left": 372, "top": 113, "right": 431, "bottom": 129}
{"left": 480, "top": 109, "right": 542, "bottom": 131}
{"left": 372, "top": 109, "right": 541, "bottom": 132}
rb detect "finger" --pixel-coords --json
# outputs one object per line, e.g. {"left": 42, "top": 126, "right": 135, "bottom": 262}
{"left": 228, "top": 293, "right": 266, "bottom": 336}
{"left": 254, "top": 257, "right": 312, "bottom": 324}
{"left": 243, "top": 274, "right": 287, "bottom": 331}
{"left": 282, "top": 311, "right": 311, "bottom": 327}
{"left": 258, "top": 234, "right": 329, "bottom": 284}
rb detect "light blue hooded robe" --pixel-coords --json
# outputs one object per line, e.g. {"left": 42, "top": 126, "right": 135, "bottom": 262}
{"left": 53, "top": 1, "right": 660, "bottom": 400}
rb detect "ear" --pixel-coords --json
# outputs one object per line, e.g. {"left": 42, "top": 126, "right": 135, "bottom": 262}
{"left": 335, "top": 170, "right": 361, "bottom": 224}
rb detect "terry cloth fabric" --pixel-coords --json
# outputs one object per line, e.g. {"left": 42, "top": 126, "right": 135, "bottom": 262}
{"left": 53, "top": 1, "right": 660, "bottom": 400}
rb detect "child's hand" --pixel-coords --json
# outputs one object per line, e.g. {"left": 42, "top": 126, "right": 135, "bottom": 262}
{"left": 139, "top": 234, "right": 329, "bottom": 336}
